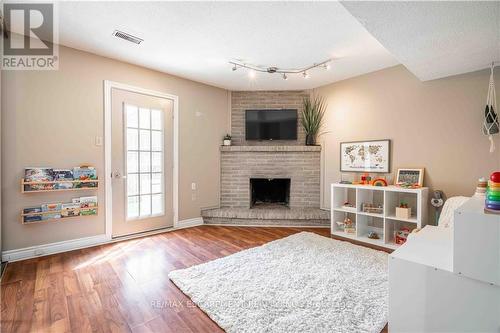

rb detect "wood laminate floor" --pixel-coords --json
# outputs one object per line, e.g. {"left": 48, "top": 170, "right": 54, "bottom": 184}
{"left": 1, "top": 226, "right": 389, "bottom": 333}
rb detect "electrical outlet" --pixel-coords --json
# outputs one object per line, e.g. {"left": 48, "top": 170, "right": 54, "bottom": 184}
{"left": 35, "top": 249, "right": 44, "bottom": 256}
{"left": 95, "top": 136, "right": 103, "bottom": 146}
{"left": 191, "top": 182, "right": 197, "bottom": 190}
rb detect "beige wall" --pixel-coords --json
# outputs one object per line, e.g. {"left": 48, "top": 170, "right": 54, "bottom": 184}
{"left": 1, "top": 45, "right": 229, "bottom": 251}
{"left": 316, "top": 65, "right": 500, "bottom": 221}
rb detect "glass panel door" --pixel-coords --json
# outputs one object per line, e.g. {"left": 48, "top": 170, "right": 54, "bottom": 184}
{"left": 125, "top": 104, "right": 164, "bottom": 220}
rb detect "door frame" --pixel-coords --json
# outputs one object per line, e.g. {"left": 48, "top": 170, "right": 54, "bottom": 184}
{"left": 104, "top": 80, "right": 179, "bottom": 239}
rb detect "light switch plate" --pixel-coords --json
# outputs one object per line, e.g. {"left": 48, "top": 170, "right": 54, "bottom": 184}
{"left": 95, "top": 136, "right": 103, "bottom": 146}
{"left": 191, "top": 182, "right": 197, "bottom": 190}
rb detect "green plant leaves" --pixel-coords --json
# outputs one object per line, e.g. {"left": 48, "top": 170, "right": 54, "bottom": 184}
{"left": 301, "top": 95, "right": 327, "bottom": 137}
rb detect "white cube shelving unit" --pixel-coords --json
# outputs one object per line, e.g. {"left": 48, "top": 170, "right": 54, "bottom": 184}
{"left": 331, "top": 183, "right": 428, "bottom": 249}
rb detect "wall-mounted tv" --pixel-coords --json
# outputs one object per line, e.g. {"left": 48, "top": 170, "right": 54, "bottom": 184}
{"left": 245, "top": 109, "right": 297, "bottom": 140}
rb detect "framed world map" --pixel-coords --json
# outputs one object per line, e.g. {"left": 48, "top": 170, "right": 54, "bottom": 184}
{"left": 340, "top": 139, "right": 391, "bottom": 173}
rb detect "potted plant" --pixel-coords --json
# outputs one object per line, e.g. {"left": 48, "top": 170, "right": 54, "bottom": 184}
{"left": 223, "top": 134, "right": 232, "bottom": 146}
{"left": 301, "top": 95, "right": 327, "bottom": 145}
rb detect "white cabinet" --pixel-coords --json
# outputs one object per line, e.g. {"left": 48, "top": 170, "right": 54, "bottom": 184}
{"left": 454, "top": 197, "right": 500, "bottom": 286}
{"left": 389, "top": 197, "right": 500, "bottom": 332}
{"left": 330, "top": 184, "right": 428, "bottom": 249}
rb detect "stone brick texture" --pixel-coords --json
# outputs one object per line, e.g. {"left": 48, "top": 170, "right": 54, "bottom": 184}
{"left": 231, "top": 90, "right": 309, "bottom": 146}
{"left": 220, "top": 150, "right": 321, "bottom": 208}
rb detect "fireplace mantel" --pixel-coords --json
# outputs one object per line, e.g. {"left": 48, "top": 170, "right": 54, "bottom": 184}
{"left": 220, "top": 145, "right": 321, "bottom": 152}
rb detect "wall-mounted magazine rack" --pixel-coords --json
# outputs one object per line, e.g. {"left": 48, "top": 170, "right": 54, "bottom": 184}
{"left": 21, "top": 179, "right": 99, "bottom": 193}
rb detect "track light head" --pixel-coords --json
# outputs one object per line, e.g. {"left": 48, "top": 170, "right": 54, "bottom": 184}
{"left": 282, "top": 73, "right": 288, "bottom": 80}
{"left": 324, "top": 63, "right": 331, "bottom": 71}
{"left": 303, "top": 71, "right": 310, "bottom": 79}
{"left": 232, "top": 64, "right": 238, "bottom": 71}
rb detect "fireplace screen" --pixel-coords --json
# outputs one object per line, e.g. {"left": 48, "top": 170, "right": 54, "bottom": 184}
{"left": 250, "top": 178, "right": 290, "bottom": 208}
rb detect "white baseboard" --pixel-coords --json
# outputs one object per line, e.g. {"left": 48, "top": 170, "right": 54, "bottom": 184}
{"left": 2, "top": 234, "right": 109, "bottom": 262}
{"left": 204, "top": 223, "right": 330, "bottom": 228}
{"left": 176, "top": 217, "right": 204, "bottom": 229}
{"left": 2, "top": 217, "right": 205, "bottom": 262}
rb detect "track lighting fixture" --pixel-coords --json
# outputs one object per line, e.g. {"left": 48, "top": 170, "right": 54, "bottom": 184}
{"left": 229, "top": 59, "right": 332, "bottom": 81}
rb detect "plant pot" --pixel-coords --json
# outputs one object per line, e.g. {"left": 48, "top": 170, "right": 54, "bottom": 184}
{"left": 305, "top": 134, "right": 316, "bottom": 146}
{"left": 396, "top": 207, "right": 412, "bottom": 219}
{"left": 223, "top": 139, "right": 231, "bottom": 146}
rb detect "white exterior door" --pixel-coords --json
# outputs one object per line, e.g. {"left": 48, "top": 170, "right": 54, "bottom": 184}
{"left": 111, "top": 88, "right": 173, "bottom": 237}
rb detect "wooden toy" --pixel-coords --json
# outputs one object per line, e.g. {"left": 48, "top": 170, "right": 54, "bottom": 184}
{"left": 361, "top": 173, "right": 370, "bottom": 185}
{"left": 490, "top": 172, "right": 500, "bottom": 183}
{"left": 488, "top": 180, "right": 500, "bottom": 188}
{"left": 395, "top": 227, "right": 411, "bottom": 245}
{"left": 362, "top": 203, "right": 383, "bottom": 214}
{"left": 396, "top": 202, "right": 412, "bottom": 219}
{"left": 371, "top": 178, "right": 388, "bottom": 187}
{"left": 343, "top": 216, "right": 356, "bottom": 234}
{"left": 485, "top": 171, "right": 500, "bottom": 213}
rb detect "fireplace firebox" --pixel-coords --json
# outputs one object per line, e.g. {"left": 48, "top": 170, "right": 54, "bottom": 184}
{"left": 250, "top": 178, "right": 290, "bottom": 208}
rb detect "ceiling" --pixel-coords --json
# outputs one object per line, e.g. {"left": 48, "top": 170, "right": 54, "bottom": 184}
{"left": 341, "top": 1, "right": 500, "bottom": 81}
{"left": 56, "top": 1, "right": 398, "bottom": 91}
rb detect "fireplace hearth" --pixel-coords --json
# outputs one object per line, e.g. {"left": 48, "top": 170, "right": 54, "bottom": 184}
{"left": 250, "top": 178, "right": 290, "bottom": 208}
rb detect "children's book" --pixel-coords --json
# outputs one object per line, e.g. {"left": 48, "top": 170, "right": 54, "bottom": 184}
{"left": 41, "top": 203, "right": 62, "bottom": 220}
{"left": 24, "top": 215, "right": 42, "bottom": 223}
{"left": 41, "top": 203, "right": 62, "bottom": 212}
{"left": 53, "top": 169, "right": 73, "bottom": 180}
{"left": 61, "top": 203, "right": 80, "bottom": 217}
{"left": 79, "top": 196, "right": 97, "bottom": 208}
{"left": 23, "top": 206, "right": 42, "bottom": 215}
{"left": 24, "top": 167, "right": 55, "bottom": 191}
{"left": 53, "top": 169, "right": 74, "bottom": 189}
{"left": 73, "top": 167, "right": 97, "bottom": 181}
{"left": 81, "top": 208, "right": 97, "bottom": 216}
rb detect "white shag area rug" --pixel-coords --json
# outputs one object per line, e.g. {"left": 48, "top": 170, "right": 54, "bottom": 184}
{"left": 168, "top": 232, "right": 388, "bottom": 333}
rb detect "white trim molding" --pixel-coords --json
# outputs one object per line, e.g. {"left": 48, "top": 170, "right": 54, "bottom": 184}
{"left": 103, "top": 80, "right": 180, "bottom": 238}
{"left": 176, "top": 217, "right": 204, "bottom": 229}
{"left": 2, "top": 217, "right": 204, "bottom": 262}
{"left": 1, "top": 234, "right": 109, "bottom": 262}
{"left": 203, "top": 223, "right": 329, "bottom": 228}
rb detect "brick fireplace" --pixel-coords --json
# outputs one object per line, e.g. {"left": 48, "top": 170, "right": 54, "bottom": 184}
{"left": 219, "top": 145, "right": 321, "bottom": 209}
{"left": 201, "top": 91, "right": 329, "bottom": 226}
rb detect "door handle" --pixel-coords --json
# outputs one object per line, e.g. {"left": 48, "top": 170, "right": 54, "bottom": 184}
{"left": 112, "top": 171, "right": 127, "bottom": 179}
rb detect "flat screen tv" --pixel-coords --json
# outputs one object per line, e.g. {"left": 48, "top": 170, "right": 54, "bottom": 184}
{"left": 245, "top": 109, "right": 297, "bottom": 140}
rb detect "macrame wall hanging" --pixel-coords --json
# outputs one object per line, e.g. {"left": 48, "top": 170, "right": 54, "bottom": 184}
{"left": 483, "top": 63, "right": 499, "bottom": 153}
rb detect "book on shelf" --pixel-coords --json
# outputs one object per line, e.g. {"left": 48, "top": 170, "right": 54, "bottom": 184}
{"left": 73, "top": 166, "right": 97, "bottom": 187}
{"left": 81, "top": 208, "right": 97, "bottom": 216}
{"left": 78, "top": 196, "right": 98, "bottom": 208}
{"left": 53, "top": 169, "right": 74, "bottom": 189}
{"left": 23, "top": 206, "right": 42, "bottom": 215}
{"left": 41, "top": 203, "right": 62, "bottom": 220}
{"left": 24, "top": 167, "right": 55, "bottom": 191}
{"left": 24, "top": 215, "right": 42, "bottom": 223}
{"left": 61, "top": 203, "right": 80, "bottom": 217}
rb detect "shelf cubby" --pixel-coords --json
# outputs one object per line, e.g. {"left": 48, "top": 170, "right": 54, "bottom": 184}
{"left": 331, "top": 183, "right": 428, "bottom": 249}
{"left": 331, "top": 210, "right": 356, "bottom": 234}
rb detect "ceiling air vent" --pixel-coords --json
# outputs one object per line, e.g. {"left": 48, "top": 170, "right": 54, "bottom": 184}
{"left": 112, "top": 30, "right": 143, "bottom": 44}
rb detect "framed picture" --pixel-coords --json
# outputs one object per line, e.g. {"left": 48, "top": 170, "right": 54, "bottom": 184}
{"left": 340, "top": 139, "right": 391, "bottom": 173}
{"left": 395, "top": 168, "right": 425, "bottom": 186}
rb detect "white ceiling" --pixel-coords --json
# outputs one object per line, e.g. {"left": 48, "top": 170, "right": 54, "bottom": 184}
{"left": 57, "top": 1, "right": 398, "bottom": 91}
{"left": 341, "top": 1, "right": 500, "bottom": 81}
